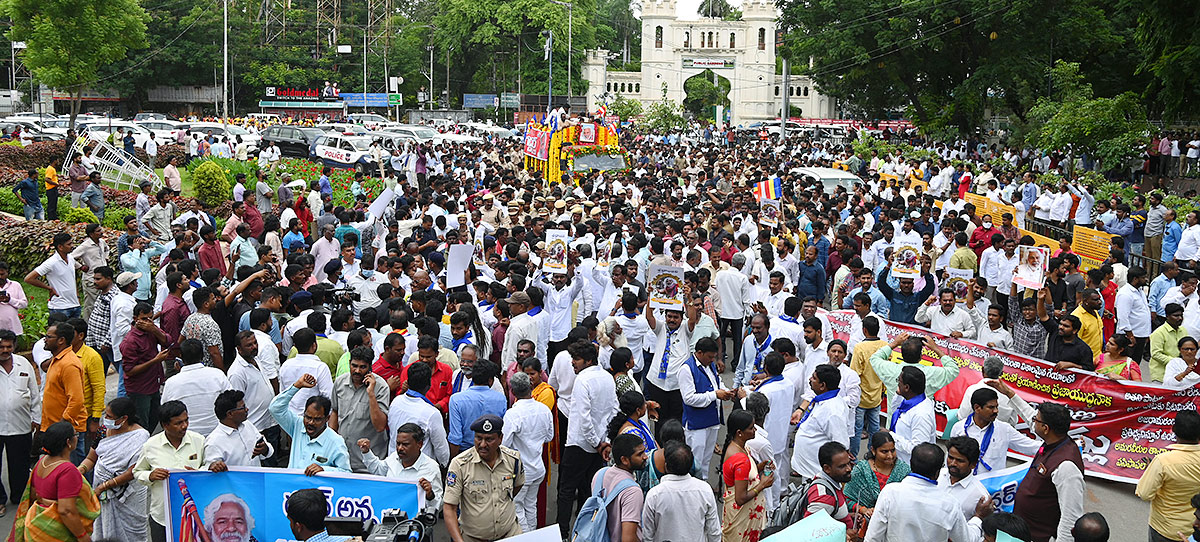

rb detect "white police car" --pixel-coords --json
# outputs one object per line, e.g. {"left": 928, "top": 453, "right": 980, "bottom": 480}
{"left": 310, "top": 133, "right": 390, "bottom": 173}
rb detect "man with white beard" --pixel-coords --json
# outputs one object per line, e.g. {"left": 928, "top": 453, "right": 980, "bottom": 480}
{"left": 204, "top": 494, "right": 258, "bottom": 542}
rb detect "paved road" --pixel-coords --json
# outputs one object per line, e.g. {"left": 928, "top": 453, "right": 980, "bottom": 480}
{"left": 0, "top": 369, "right": 1151, "bottom": 541}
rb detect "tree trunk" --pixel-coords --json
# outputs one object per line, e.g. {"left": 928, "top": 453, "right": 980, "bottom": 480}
{"left": 69, "top": 90, "right": 82, "bottom": 130}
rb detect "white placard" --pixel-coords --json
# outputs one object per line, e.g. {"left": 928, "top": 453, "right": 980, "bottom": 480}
{"left": 891, "top": 244, "right": 922, "bottom": 277}
{"left": 648, "top": 264, "right": 686, "bottom": 311}
{"left": 367, "top": 188, "right": 395, "bottom": 220}
{"left": 760, "top": 198, "right": 781, "bottom": 228}
{"left": 1013, "top": 245, "right": 1049, "bottom": 290}
{"left": 543, "top": 229, "right": 570, "bottom": 274}
{"left": 946, "top": 267, "right": 974, "bottom": 302}
{"left": 447, "top": 243, "right": 474, "bottom": 288}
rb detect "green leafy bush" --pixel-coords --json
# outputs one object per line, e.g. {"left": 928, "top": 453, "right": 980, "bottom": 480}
{"left": 57, "top": 201, "right": 99, "bottom": 224}
{"left": 0, "top": 190, "right": 23, "bottom": 215}
{"left": 192, "top": 160, "right": 231, "bottom": 206}
{"left": 187, "top": 157, "right": 260, "bottom": 190}
{"left": 102, "top": 205, "right": 134, "bottom": 230}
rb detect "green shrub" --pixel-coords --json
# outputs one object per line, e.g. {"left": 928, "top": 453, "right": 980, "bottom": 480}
{"left": 17, "top": 301, "right": 46, "bottom": 351}
{"left": 57, "top": 202, "right": 99, "bottom": 224}
{"left": 192, "top": 160, "right": 231, "bottom": 206}
{"left": 188, "top": 157, "right": 260, "bottom": 189}
{"left": 102, "top": 205, "right": 134, "bottom": 230}
{"left": 0, "top": 190, "right": 23, "bottom": 215}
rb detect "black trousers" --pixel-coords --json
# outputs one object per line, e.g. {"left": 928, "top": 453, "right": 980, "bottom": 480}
{"left": 644, "top": 380, "right": 684, "bottom": 442}
{"left": 1133, "top": 336, "right": 1150, "bottom": 363}
{"left": 556, "top": 446, "right": 605, "bottom": 539}
{"left": 45, "top": 187, "right": 58, "bottom": 220}
{"left": 261, "top": 425, "right": 284, "bottom": 467}
{"left": 0, "top": 433, "right": 32, "bottom": 504}
{"left": 547, "top": 338, "right": 570, "bottom": 371}
{"left": 719, "top": 317, "right": 744, "bottom": 367}
{"left": 151, "top": 520, "right": 167, "bottom": 542}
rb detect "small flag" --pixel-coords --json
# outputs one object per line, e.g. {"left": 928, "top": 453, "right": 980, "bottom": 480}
{"left": 177, "top": 479, "right": 210, "bottom": 542}
{"left": 753, "top": 178, "right": 782, "bottom": 201}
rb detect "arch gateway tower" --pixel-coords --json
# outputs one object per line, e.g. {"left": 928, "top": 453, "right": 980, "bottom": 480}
{"left": 583, "top": 0, "right": 837, "bottom": 126}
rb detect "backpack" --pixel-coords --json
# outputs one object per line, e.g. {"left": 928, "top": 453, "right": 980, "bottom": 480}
{"left": 769, "top": 477, "right": 837, "bottom": 529}
{"left": 570, "top": 467, "right": 640, "bottom": 542}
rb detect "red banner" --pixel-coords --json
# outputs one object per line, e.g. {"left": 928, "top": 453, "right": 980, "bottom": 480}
{"left": 822, "top": 311, "right": 1194, "bottom": 484}
{"left": 522, "top": 128, "right": 551, "bottom": 160}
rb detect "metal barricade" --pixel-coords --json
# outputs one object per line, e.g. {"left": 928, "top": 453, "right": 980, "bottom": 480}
{"left": 63, "top": 136, "right": 160, "bottom": 192}
{"left": 1023, "top": 217, "right": 1071, "bottom": 241}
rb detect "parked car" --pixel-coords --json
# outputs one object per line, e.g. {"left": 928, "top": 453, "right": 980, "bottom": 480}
{"left": 0, "top": 122, "right": 64, "bottom": 142}
{"left": 135, "top": 119, "right": 189, "bottom": 146}
{"left": 434, "top": 132, "right": 484, "bottom": 145}
{"left": 311, "top": 133, "right": 389, "bottom": 172}
{"left": 345, "top": 113, "right": 398, "bottom": 130}
{"left": 260, "top": 125, "right": 326, "bottom": 157}
{"left": 77, "top": 120, "right": 154, "bottom": 147}
{"left": 316, "top": 123, "right": 369, "bottom": 135}
{"left": 187, "top": 122, "right": 262, "bottom": 153}
{"left": 381, "top": 125, "right": 439, "bottom": 144}
{"left": 787, "top": 166, "right": 863, "bottom": 194}
{"left": 133, "top": 112, "right": 168, "bottom": 121}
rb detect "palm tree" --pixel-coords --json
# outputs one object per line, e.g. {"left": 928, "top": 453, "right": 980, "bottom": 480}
{"left": 697, "top": 0, "right": 731, "bottom": 19}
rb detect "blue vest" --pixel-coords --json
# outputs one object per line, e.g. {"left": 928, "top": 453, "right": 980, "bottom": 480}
{"left": 681, "top": 356, "right": 722, "bottom": 430}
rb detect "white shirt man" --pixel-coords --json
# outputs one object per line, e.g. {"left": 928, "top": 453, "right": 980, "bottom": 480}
{"left": 501, "top": 306, "right": 539, "bottom": 368}
{"left": 863, "top": 473, "right": 984, "bottom": 542}
{"left": 566, "top": 364, "right": 618, "bottom": 454}
{"left": 361, "top": 441, "right": 444, "bottom": 514}
{"left": 916, "top": 301, "right": 977, "bottom": 339}
{"left": 1116, "top": 282, "right": 1153, "bottom": 339}
{"left": 1050, "top": 189, "right": 1073, "bottom": 223}
{"left": 276, "top": 353, "right": 333, "bottom": 415}
{"left": 0, "top": 351, "right": 41, "bottom": 437}
{"left": 789, "top": 383, "right": 849, "bottom": 480}
{"left": 713, "top": 266, "right": 752, "bottom": 322}
{"left": 502, "top": 390, "right": 555, "bottom": 533}
{"left": 755, "top": 373, "right": 794, "bottom": 505}
{"left": 951, "top": 400, "right": 1041, "bottom": 475}
{"left": 646, "top": 313, "right": 694, "bottom": 399}
{"left": 227, "top": 353, "right": 278, "bottom": 435}
{"left": 1175, "top": 223, "right": 1200, "bottom": 262}
{"left": 640, "top": 473, "right": 722, "bottom": 542}
{"left": 532, "top": 275, "right": 585, "bottom": 344}
{"left": 937, "top": 468, "right": 990, "bottom": 522}
{"left": 387, "top": 390, "right": 450, "bottom": 467}
{"left": 892, "top": 395, "right": 936, "bottom": 465}
{"left": 161, "top": 363, "right": 231, "bottom": 437}
{"left": 204, "top": 414, "right": 273, "bottom": 467}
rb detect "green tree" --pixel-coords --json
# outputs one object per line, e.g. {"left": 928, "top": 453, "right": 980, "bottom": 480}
{"left": 1125, "top": 0, "right": 1200, "bottom": 118}
{"left": 643, "top": 85, "right": 685, "bottom": 132}
{"left": 682, "top": 69, "right": 729, "bottom": 121}
{"left": 610, "top": 94, "right": 643, "bottom": 120}
{"left": 776, "top": 0, "right": 1136, "bottom": 134}
{"left": 697, "top": 0, "right": 731, "bottom": 19}
{"left": 1027, "top": 61, "right": 1152, "bottom": 175}
{"left": 4, "top": 0, "right": 148, "bottom": 125}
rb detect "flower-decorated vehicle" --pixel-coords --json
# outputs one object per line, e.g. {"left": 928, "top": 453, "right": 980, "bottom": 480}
{"left": 522, "top": 119, "right": 627, "bottom": 183}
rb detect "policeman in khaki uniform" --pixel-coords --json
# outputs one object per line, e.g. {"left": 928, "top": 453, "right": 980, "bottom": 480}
{"left": 444, "top": 414, "right": 525, "bottom": 542}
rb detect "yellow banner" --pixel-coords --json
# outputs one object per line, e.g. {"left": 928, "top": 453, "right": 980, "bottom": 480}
{"left": 964, "top": 193, "right": 1016, "bottom": 223}
{"left": 1073, "top": 225, "right": 1115, "bottom": 272}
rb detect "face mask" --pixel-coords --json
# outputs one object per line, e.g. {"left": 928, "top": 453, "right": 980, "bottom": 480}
{"left": 982, "top": 220, "right": 992, "bottom": 227}
{"left": 101, "top": 418, "right": 121, "bottom": 431}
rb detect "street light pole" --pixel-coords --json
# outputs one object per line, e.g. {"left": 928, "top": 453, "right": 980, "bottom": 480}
{"left": 549, "top": 0, "right": 573, "bottom": 100}
{"left": 222, "top": 0, "right": 229, "bottom": 129}
{"left": 542, "top": 30, "right": 553, "bottom": 115}
{"left": 363, "top": 29, "right": 368, "bottom": 113}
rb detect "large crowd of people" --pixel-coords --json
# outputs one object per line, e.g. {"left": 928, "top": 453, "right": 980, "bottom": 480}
{"left": 3, "top": 125, "right": 1199, "bottom": 542}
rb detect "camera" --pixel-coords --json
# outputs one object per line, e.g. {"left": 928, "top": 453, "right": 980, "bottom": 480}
{"left": 360, "top": 510, "right": 437, "bottom": 542}
{"left": 330, "top": 287, "right": 361, "bottom": 302}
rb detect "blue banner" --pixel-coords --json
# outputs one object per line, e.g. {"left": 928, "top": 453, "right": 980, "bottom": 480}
{"left": 977, "top": 461, "right": 1031, "bottom": 513}
{"left": 342, "top": 93, "right": 391, "bottom": 107}
{"left": 165, "top": 467, "right": 421, "bottom": 542}
{"left": 463, "top": 93, "right": 497, "bottom": 109}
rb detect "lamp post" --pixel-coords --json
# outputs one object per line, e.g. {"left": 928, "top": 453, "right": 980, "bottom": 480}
{"left": 542, "top": 30, "right": 552, "bottom": 114}
{"left": 222, "top": 0, "right": 228, "bottom": 131}
{"left": 549, "top": 0, "right": 573, "bottom": 100}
